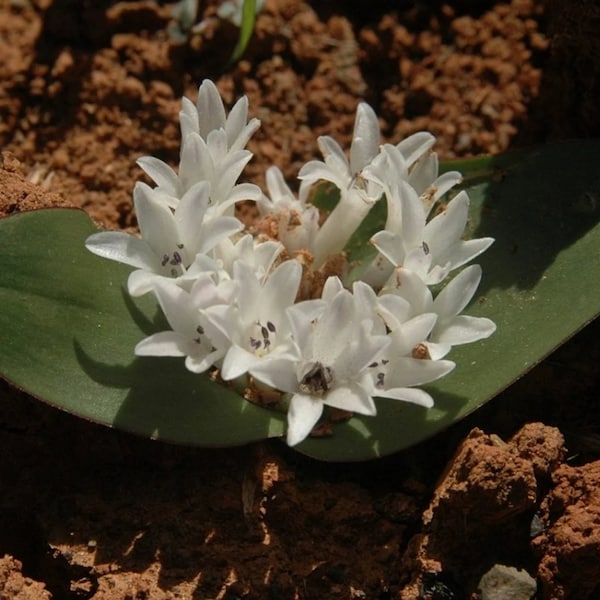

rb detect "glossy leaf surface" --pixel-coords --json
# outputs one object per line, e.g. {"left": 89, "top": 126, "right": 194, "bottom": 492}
{"left": 0, "top": 140, "right": 599, "bottom": 460}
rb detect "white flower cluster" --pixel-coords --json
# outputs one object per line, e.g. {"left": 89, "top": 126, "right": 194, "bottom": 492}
{"left": 86, "top": 80, "right": 496, "bottom": 446}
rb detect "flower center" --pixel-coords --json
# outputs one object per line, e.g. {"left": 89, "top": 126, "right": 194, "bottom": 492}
{"left": 248, "top": 320, "right": 277, "bottom": 357}
{"left": 298, "top": 362, "right": 334, "bottom": 397}
{"left": 160, "top": 243, "right": 187, "bottom": 277}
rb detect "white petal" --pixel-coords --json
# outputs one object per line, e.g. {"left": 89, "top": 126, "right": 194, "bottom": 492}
{"left": 350, "top": 102, "right": 380, "bottom": 175}
{"left": 408, "top": 152, "right": 438, "bottom": 196}
{"left": 175, "top": 180, "right": 211, "bottom": 253}
{"left": 388, "top": 313, "right": 437, "bottom": 355}
{"left": 382, "top": 267, "right": 433, "bottom": 315}
{"left": 371, "top": 230, "right": 404, "bottom": 267}
{"left": 212, "top": 150, "right": 254, "bottom": 204}
{"left": 434, "top": 315, "right": 497, "bottom": 345}
{"left": 263, "top": 259, "right": 302, "bottom": 314}
{"left": 321, "top": 275, "right": 344, "bottom": 302}
{"left": 298, "top": 160, "right": 347, "bottom": 191}
{"left": 432, "top": 171, "right": 462, "bottom": 201}
{"left": 424, "top": 341, "right": 452, "bottom": 361}
{"left": 221, "top": 344, "right": 259, "bottom": 380}
{"left": 86, "top": 231, "right": 158, "bottom": 271}
{"left": 197, "top": 79, "right": 226, "bottom": 138}
{"left": 396, "top": 131, "right": 435, "bottom": 167}
{"left": 339, "top": 325, "right": 389, "bottom": 374}
{"left": 325, "top": 383, "right": 377, "bottom": 416}
{"left": 286, "top": 393, "right": 324, "bottom": 446}
{"left": 376, "top": 386, "right": 434, "bottom": 408}
{"left": 225, "top": 95, "right": 249, "bottom": 146}
{"left": 153, "top": 281, "right": 198, "bottom": 335}
{"left": 136, "top": 156, "right": 179, "bottom": 196}
{"left": 383, "top": 357, "right": 455, "bottom": 388}
{"left": 179, "top": 96, "right": 199, "bottom": 140}
{"left": 226, "top": 96, "right": 261, "bottom": 151}
{"left": 206, "top": 128, "right": 228, "bottom": 164}
{"left": 433, "top": 264, "right": 482, "bottom": 317}
{"left": 198, "top": 217, "right": 243, "bottom": 254}
{"left": 203, "top": 304, "right": 235, "bottom": 340}
{"left": 265, "top": 165, "right": 295, "bottom": 206}
{"left": 179, "top": 133, "right": 213, "bottom": 191}
{"left": 285, "top": 300, "right": 326, "bottom": 350}
{"left": 312, "top": 290, "right": 354, "bottom": 361}
{"left": 424, "top": 191, "right": 469, "bottom": 258}
{"left": 135, "top": 332, "right": 186, "bottom": 357}
{"left": 317, "top": 136, "right": 349, "bottom": 174}
{"left": 185, "top": 350, "right": 219, "bottom": 374}
{"left": 134, "top": 183, "right": 181, "bottom": 258}
{"left": 251, "top": 358, "right": 299, "bottom": 393}
{"left": 127, "top": 269, "right": 165, "bottom": 297}
{"left": 400, "top": 180, "right": 426, "bottom": 247}
{"left": 225, "top": 182, "right": 262, "bottom": 204}
{"left": 444, "top": 238, "right": 495, "bottom": 272}
{"left": 363, "top": 144, "right": 408, "bottom": 192}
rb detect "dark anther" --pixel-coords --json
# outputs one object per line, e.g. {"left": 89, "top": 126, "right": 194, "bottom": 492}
{"left": 299, "top": 362, "right": 334, "bottom": 397}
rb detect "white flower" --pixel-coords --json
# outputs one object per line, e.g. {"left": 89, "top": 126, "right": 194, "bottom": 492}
{"left": 211, "top": 233, "right": 284, "bottom": 282}
{"left": 371, "top": 189, "right": 494, "bottom": 286}
{"left": 257, "top": 165, "right": 320, "bottom": 253}
{"left": 134, "top": 277, "right": 231, "bottom": 373}
{"left": 381, "top": 265, "right": 496, "bottom": 359}
{"left": 179, "top": 79, "right": 261, "bottom": 153}
{"left": 137, "top": 131, "right": 261, "bottom": 216}
{"left": 350, "top": 280, "right": 455, "bottom": 405}
{"left": 364, "top": 142, "right": 462, "bottom": 225}
{"left": 298, "top": 102, "right": 383, "bottom": 265}
{"left": 251, "top": 285, "right": 390, "bottom": 446}
{"left": 204, "top": 259, "right": 306, "bottom": 380}
{"left": 85, "top": 181, "right": 242, "bottom": 296}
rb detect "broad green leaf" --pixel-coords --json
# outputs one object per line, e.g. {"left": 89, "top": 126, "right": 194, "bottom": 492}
{"left": 0, "top": 140, "right": 599, "bottom": 460}
{"left": 0, "top": 208, "right": 285, "bottom": 445}
{"left": 298, "top": 139, "right": 600, "bottom": 459}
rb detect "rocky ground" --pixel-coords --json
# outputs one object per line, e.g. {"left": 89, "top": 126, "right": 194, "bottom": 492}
{"left": 1, "top": 0, "right": 599, "bottom": 598}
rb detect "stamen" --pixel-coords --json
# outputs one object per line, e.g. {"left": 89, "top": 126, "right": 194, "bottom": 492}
{"left": 412, "top": 343, "right": 431, "bottom": 360}
{"left": 299, "top": 362, "right": 334, "bottom": 397}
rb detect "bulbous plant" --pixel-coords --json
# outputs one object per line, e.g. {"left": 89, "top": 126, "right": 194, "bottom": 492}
{"left": 85, "top": 80, "right": 495, "bottom": 447}
{"left": 1, "top": 80, "right": 599, "bottom": 460}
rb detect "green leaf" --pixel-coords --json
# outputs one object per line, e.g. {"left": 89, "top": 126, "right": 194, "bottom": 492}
{"left": 0, "top": 140, "right": 599, "bottom": 460}
{"left": 228, "top": 0, "right": 257, "bottom": 66}
{"left": 0, "top": 208, "right": 284, "bottom": 445}
{"left": 297, "top": 139, "right": 600, "bottom": 459}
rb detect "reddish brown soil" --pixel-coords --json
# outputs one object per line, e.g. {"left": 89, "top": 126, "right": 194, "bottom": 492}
{"left": 1, "top": 1, "right": 600, "bottom": 599}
